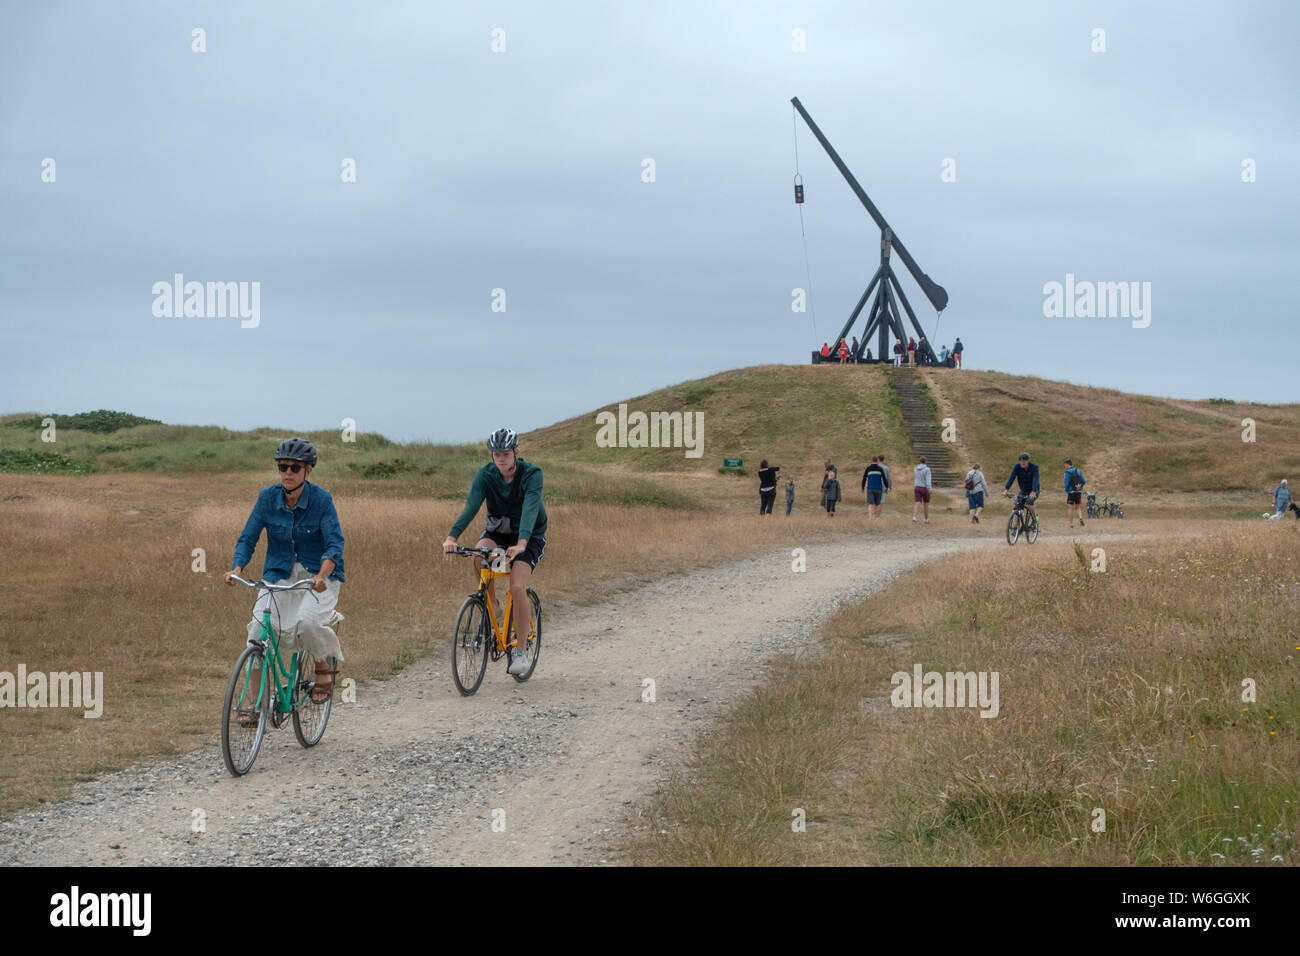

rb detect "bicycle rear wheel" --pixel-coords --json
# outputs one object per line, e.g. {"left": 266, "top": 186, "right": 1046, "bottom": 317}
{"left": 452, "top": 596, "right": 490, "bottom": 696}
{"left": 221, "top": 646, "right": 269, "bottom": 777}
{"left": 1006, "top": 511, "right": 1021, "bottom": 545}
{"left": 292, "top": 650, "right": 336, "bottom": 747}
{"left": 507, "top": 588, "right": 542, "bottom": 683}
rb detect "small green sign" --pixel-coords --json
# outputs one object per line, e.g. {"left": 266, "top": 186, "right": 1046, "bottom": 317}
{"left": 723, "top": 458, "right": 743, "bottom": 468}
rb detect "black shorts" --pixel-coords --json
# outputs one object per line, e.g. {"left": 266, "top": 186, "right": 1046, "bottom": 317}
{"left": 867, "top": 489, "right": 883, "bottom": 505}
{"left": 480, "top": 530, "right": 547, "bottom": 570}
{"left": 1067, "top": 491, "right": 1082, "bottom": 504}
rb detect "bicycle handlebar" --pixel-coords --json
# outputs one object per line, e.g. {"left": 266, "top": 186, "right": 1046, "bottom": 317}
{"left": 229, "top": 575, "right": 318, "bottom": 591}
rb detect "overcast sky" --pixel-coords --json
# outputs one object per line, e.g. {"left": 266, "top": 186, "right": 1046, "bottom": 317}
{"left": 2, "top": 1, "right": 1296, "bottom": 442}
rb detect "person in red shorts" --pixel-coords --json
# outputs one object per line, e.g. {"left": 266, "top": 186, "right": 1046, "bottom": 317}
{"left": 912, "top": 455, "right": 932, "bottom": 524}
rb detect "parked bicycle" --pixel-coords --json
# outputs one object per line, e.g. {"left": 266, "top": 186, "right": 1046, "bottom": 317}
{"left": 449, "top": 546, "right": 542, "bottom": 696}
{"left": 221, "top": 575, "right": 340, "bottom": 777}
{"left": 1004, "top": 491, "right": 1039, "bottom": 545}
{"left": 1086, "top": 492, "right": 1100, "bottom": 519}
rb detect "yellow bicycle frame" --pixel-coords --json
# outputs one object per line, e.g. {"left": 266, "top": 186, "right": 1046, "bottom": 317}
{"left": 476, "top": 563, "right": 535, "bottom": 653}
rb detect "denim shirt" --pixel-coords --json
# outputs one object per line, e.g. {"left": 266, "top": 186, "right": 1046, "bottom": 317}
{"left": 231, "top": 481, "right": 345, "bottom": 582}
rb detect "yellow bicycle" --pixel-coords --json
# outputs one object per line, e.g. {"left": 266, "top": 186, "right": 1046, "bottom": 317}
{"left": 450, "top": 546, "right": 541, "bottom": 695}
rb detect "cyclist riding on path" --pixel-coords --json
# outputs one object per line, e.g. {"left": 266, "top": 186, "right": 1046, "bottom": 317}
{"left": 225, "top": 437, "right": 344, "bottom": 702}
{"left": 442, "top": 427, "right": 547, "bottom": 676}
{"left": 1003, "top": 451, "right": 1040, "bottom": 523}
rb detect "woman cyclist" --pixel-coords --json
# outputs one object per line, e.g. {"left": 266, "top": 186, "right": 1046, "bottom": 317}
{"left": 442, "top": 428, "right": 547, "bottom": 676}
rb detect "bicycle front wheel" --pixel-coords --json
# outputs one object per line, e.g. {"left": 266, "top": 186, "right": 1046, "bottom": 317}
{"left": 1026, "top": 512, "right": 1039, "bottom": 543}
{"left": 221, "top": 646, "right": 269, "bottom": 777}
{"left": 452, "top": 596, "right": 490, "bottom": 696}
{"left": 508, "top": 588, "right": 542, "bottom": 683}
{"left": 292, "top": 650, "right": 336, "bottom": 747}
{"left": 1006, "top": 511, "right": 1021, "bottom": 545}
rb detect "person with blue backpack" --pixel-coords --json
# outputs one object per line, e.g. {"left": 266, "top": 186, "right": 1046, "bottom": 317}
{"left": 1064, "top": 458, "right": 1086, "bottom": 528}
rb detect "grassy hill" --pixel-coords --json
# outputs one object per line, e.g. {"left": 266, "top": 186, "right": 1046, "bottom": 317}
{"left": 4, "top": 365, "right": 1296, "bottom": 500}
{"left": 922, "top": 369, "right": 1300, "bottom": 493}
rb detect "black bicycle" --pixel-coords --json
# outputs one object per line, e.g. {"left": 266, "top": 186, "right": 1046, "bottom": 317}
{"left": 1005, "top": 491, "right": 1039, "bottom": 545}
{"left": 1085, "top": 492, "right": 1100, "bottom": 519}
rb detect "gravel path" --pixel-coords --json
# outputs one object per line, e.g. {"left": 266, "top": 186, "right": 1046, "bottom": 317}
{"left": 2, "top": 533, "right": 1002, "bottom": 866}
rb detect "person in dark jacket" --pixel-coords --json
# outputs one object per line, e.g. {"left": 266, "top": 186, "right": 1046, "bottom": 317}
{"left": 758, "top": 459, "right": 781, "bottom": 515}
{"left": 953, "top": 337, "right": 964, "bottom": 368}
{"left": 861, "top": 456, "right": 887, "bottom": 519}
{"left": 785, "top": 476, "right": 795, "bottom": 515}
{"left": 824, "top": 468, "right": 842, "bottom": 516}
{"left": 1064, "top": 459, "right": 1086, "bottom": 528}
{"left": 1003, "top": 452, "right": 1041, "bottom": 524}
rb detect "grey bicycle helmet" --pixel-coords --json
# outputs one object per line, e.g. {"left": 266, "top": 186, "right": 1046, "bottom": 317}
{"left": 486, "top": 427, "right": 518, "bottom": 453}
{"left": 274, "top": 437, "right": 318, "bottom": 466}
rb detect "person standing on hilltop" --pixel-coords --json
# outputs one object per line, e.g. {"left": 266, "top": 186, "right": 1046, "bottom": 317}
{"left": 953, "top": 337, "right": 964, "bottom": 368}
{"left": 785, "top": 475, "right": 795, "bottom": 515}
{"left": 912, "top": 455, "right": 932, "bottom": 524}
{"left": 758, "top": 459, "right": 781, "bottom": 516}
{"left": 824, "top": 467, "right": 842, "bottom": 517}
{"left": 820, "top": 342, "right": 831, "bottom": 361}
{"left": 226, "top": 438, "right": 344, "bottom": 702}
{"left": 907, "top": 337, "right": 917, "bottom": 366}
{"left": 850, "top": 335, "right": 860, "bottom": 364}
{"left": 838, "top": 338, "right": 849, "bottom": 364}
{"left": 1064, "top": 459, "right": 1087, "bottom": 528}
{"left": 893, "top": 340, "right": 904, "bottom": 366}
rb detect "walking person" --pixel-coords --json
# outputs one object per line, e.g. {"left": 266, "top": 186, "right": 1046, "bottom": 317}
{"left": 964, "top": 462, "right": 988, "bottom": 523}
{"left": 758, "top": 459, "right": 781, "bottom": 516}
{"left": 879, "top": 454, "right": 892, "bottom": 510}
{"left": 861, "top": 456, "right": 887, "bottom": 519}
{"left": 953, "top": 337, "right": 963, "bottom": 368}
{"left": 785, "top": 476, "right": 795, "bottom": 515}
{"left": 912, "top": 455, "right": 932, "bottom": 523}
{"left": 820, "top": 458, "right": 834, "bottom": 509}
{"left": 1273, "top": 478, "right": 1291, "bottom": 518}
{"left": 1064, "top": 459, "right": 1087, "bottom": 528}
{"left": 824, "top": 467, "right": 842, "bottom": 517}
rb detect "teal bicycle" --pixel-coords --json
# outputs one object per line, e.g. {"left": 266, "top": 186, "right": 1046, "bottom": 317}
{"left": 221, "top": 575, "right": 341, "bottom": 777}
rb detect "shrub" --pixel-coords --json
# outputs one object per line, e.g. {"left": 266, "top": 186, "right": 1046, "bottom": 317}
{"left": 0, "top": 448, "right": 96, "bottom": 475}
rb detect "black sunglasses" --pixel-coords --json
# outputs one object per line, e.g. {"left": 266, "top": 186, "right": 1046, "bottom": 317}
{"left": 278, "top": 463, "right": 303, "bottom": 473}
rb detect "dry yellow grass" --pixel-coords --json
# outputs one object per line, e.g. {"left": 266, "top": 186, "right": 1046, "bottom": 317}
{"left": 631, "top": 521, "right": 1300, "bottom": 866}
{"left": 0, "top": 470, "right": 869, "bottom": 815}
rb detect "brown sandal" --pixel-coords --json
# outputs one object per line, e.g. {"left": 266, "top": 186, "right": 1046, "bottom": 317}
{"left": 310, "top": 662, "right": 338, "bottom": 703}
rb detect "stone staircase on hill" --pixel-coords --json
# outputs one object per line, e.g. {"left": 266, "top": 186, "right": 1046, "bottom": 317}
{"left": 889, "top": 366, "right": 961, "bottom": 487}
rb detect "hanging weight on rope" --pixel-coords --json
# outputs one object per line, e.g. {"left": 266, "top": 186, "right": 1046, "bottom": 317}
{"left": 794, "top": 173, "right": 804, "bottom": 205}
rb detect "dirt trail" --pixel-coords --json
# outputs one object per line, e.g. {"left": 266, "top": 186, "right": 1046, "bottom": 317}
{"left": 1, "top": 529, "right": 1129, "bottom": 866}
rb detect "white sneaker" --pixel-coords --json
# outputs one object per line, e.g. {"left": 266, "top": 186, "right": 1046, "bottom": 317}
{"left": 912, "top": 516, "right": 918, "bottom": 523}
{"left": 507, "top": 649, "right": 529, "bottom": 676}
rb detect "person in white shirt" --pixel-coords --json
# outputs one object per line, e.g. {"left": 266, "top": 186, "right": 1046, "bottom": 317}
{"left": 912, "top": 456, "right": 932, "bottom": 524}
{"left": 964, "top": 463, "right": 988, "bottom": 523}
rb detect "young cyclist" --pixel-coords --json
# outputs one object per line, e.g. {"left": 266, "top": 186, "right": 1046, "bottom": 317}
{"left": 442, "top": 428, "right": 547, "bottom": 676}
{"left": 225, "top": 438, "right": 344, "bottom": 702}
